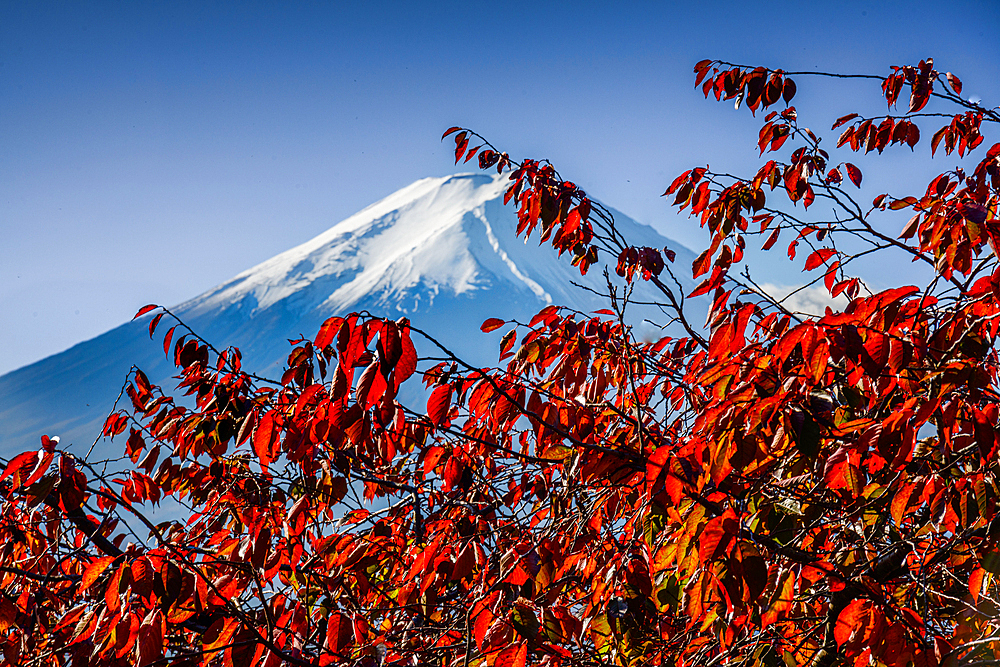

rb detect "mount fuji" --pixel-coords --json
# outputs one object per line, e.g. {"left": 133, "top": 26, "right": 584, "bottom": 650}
{"left": 0, "top": 172, "right": 696, "bottom": 455}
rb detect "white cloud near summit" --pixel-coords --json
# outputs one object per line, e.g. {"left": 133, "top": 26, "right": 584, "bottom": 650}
{"left": 759, "top": 283, "right": 849, "bottom": 317}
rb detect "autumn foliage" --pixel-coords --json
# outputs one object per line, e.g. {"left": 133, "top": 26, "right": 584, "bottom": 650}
{"left": 2, "top": 57, "right": 1000, "bottom": 667}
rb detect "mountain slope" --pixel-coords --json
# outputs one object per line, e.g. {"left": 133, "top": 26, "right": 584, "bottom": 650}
{"left": 0, "top": 173, "right": 696, "bottom": 455}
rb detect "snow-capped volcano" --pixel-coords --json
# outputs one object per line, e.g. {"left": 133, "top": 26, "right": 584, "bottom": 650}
{"left": 0, "top": 173, "right": 695, "bottom": 455}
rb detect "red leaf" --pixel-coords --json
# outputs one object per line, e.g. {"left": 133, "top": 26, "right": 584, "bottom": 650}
{"left": 899, "top": 214, "right": 921, "bottom": 240}
{"left": 423, "top": 446, "right": 446, "bottom": 477}
{"left": 202, "top": 617, "right": 239, "bottom": 653}
{"left": 352, "top": 614, "right": 369, "bottom": 644}
{"left": 692, "top": 247, "right": 713, "bottom": 279}
{"left": 946, "top": 72, "right": 963, "bottom": 96}
{"left": 427, "top": 384, "right": 453, "bottom": 427}
{"left": 0, "top": 451, "right": 37, "bottom": 489}
{"left": 499, "top": 329, "right": 517, "bottom": 359}
{"left": 529, "top": 305, "right": 559, "bottom": 328}
{"left": 472, "top": 592, "right": 500, "bottom": 650}
{"left": 835, "top": 599, "right": 871, "bottom": 646}
{"left": 134, "top": 369, "right": 152, "bottom": 399}
{"left": 645, "top": 445, "right": 670, "bottom": 489}
{"left": 162, "top": 326, "right": 176, "bottom": 358}
{"left": 837, "top": 127, "right": 854, "bottom": 148}
{"left": 865, "top": 332, "right": 890, "bottom": 370}
{"left": 481, "top": 318, "right": 506, "bottom": 333}
{"left": 958, "top": 201, "right": 988, "bottom": 225}
{"left": 105, "top": 563, "right": 124, "bottom": 613}
{"left": 137, "top": 609, "right": 164, "bottom": 667}
{"left": 394, "top": 324, "right": 418, "bottom": 388}
{"left": 782, "top": 78, "right": 796, "bottom": 104}
{"left": 253, "top": 412, "right": 277, "bottom": 468}
{"left": 909, "top": 86, "right": 930, "bottom": 113}
{"left": 496, "top": 642, "right": 527, "bottom": 667}
{"left": 770, "top": 127, "right": 790, "bottom": 152}
{"left": 441, "top": 126, "right": 462, "bottom": 139}
{"left": 688, "top": 276, "right": 715, "bottom": 299}
{"left": 930, "top": 126, "right": 948, "bottom": 157}
{"left": 443, "top": 455, "right": 463, "bottom": 491}
{"left": 356, "top": 360, "right": 386, "bottom": 411}
{"left": 148, "top": 313, "right": 163, "bottom": 338}
{"left": 832, "top": 113, "right": 859, "bottom": 130}
{"left": 699, "top": 514, "right": 736, "bottom": 562}
{"left": 314, "top": 316, "right": 343, "bottom": 350}
{"left": 133, "top": 304, "right": 158, "bottom": 320}
{"left": 762, "top": 227, "right": 781, "bottom": 251}
{"left": 845, "top": 163, "right": 862, "bottom": 188}
{"left": 454, "top": 132, "right": 469, "bottom": 164}
{"left": 824, "top": 261, "right": 840, "bottom": 293}
{"left": 326, "top": 612, "right": 353, "bottom": 654}
{"left": 804, "top": 248, "right": 836, "bottom": 271}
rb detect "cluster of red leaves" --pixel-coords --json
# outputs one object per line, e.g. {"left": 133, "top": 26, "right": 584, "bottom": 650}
{"left": 835, "top": 57, "right": 982, "bottom": 161}
{"left": 1, "top": 57, "right": 1000, "bottom": 667}
{"left": 834, "top": 113, "right": 922, "bottom": 154}
{"left": 693, "top": 61, "right": 797, "bottom": 114}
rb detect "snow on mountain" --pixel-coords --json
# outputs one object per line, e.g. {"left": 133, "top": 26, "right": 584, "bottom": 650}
{"left": 0, "top": 172, "right": 697, "bottom": 456}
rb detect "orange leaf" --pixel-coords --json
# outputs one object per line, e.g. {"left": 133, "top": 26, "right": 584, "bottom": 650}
{"left": 970, "top": 567, "right": 986, "bottom": 602}
{"left": 105, "top": 563, "right": 125, "bottom": 614}
{"left": 81, "top": 556, "right": 117, "bottom": 593}
{"left": 890, "top": 482, "right": 916, "bottom": 525}
{"left": 202, "top": 617, "right": 239, "bottom": 653}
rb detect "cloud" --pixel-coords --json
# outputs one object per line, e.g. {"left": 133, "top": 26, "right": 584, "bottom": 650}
{"left": 758, "top": 283, "right": 849, "bottom": 317}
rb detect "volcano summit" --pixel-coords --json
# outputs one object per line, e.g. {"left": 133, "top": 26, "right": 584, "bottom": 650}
{"left": 0, "top": 172, "right": 694, "bottom": 454}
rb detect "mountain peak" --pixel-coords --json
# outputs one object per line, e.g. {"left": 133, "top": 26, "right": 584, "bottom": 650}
{"left": 0, "top": 173, "right": 695, "bottom": 454}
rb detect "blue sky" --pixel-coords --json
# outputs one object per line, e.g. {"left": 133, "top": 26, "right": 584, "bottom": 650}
{"left": 2, "top": 0, "right": 998, "bottom": 375}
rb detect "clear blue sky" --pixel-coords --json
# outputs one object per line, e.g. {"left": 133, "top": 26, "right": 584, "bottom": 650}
{"left": 2, "top": 0, "right": 998, "bottom": 375}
